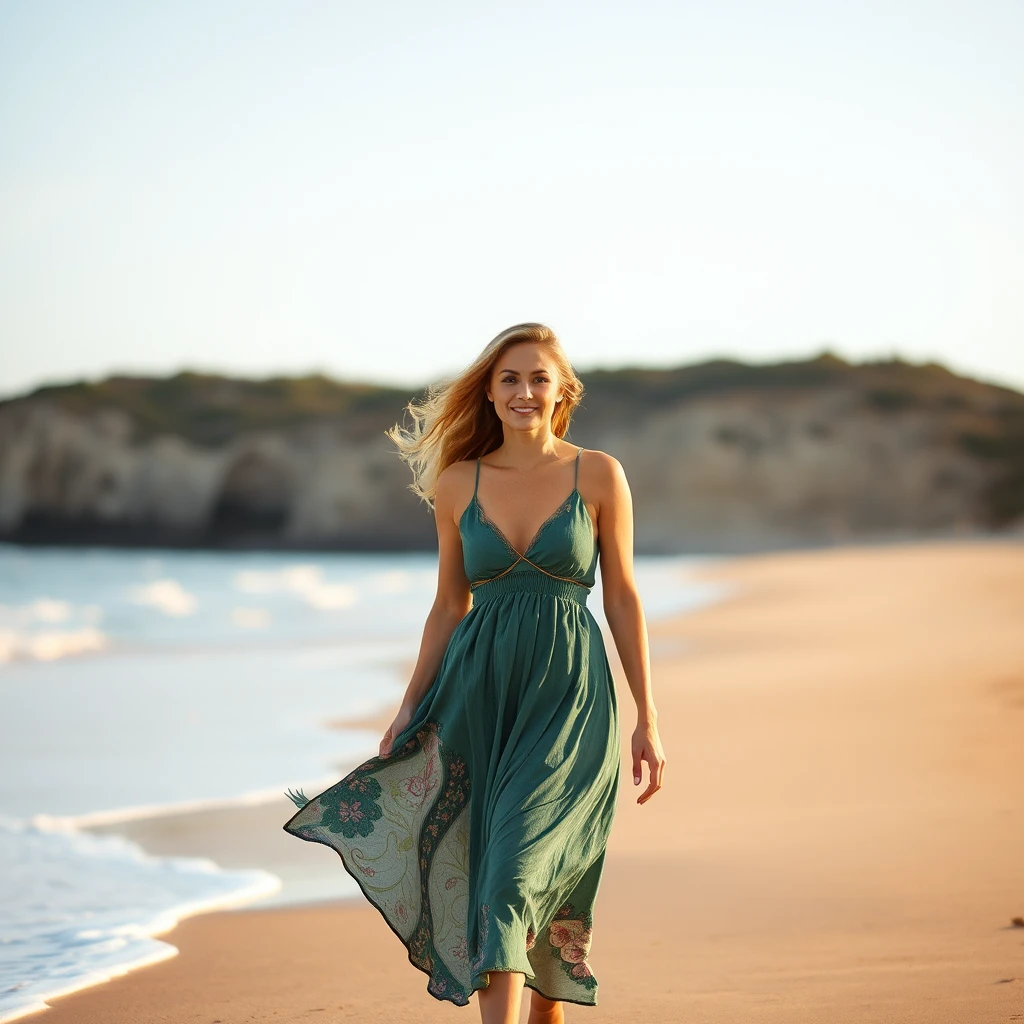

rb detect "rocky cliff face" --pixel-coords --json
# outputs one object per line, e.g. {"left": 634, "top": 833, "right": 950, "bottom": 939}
{"left": 1, "top": 358, "right": 1021, "bottom": 552}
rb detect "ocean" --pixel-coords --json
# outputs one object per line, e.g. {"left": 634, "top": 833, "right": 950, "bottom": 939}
{"left": 0, "top": 544, "right": 725, "bottom": 1022}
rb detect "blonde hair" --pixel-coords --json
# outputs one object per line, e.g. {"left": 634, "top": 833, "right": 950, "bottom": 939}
{"left": 386, "top": 323, "right": 585, "bottom": 507}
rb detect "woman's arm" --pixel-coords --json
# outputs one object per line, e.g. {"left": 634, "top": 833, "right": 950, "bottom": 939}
{"left": 379, "top": 465, "right": 473, "bottom": 756}
{"left": 592, "top": 452, "right": 666, "bottom": 805}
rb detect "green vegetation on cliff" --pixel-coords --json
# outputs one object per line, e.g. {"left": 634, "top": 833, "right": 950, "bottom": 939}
{"left": 8, "top": 352, "right": 1024, "bottom": 531}
{"left": 22, "top": 372, "right": 412, "bottom": 445}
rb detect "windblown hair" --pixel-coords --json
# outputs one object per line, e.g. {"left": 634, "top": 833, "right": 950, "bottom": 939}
{"left": 386, "top": 323, "right": 585, "bottom": 508}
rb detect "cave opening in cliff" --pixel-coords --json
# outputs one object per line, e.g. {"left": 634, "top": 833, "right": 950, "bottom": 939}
{"left": 208, "top": 451, "right": 292, "bottom": 545}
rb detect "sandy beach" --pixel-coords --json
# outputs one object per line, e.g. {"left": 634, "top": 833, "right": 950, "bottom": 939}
{"left": 31, "top": 541, "right": 1024, "bottom": 1023}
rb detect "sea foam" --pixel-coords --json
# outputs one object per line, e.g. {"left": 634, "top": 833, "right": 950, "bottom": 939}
{"left": 0, "top": 816, "right": 279, "bottom": 1023}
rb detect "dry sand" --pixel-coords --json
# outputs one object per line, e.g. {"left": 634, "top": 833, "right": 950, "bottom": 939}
{"left": 33, "top": 542, "right": 1024, "bottom": 1023}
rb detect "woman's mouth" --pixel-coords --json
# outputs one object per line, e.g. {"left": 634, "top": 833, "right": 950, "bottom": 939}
{"left": 511, "top": 406, "right": 537, "bottom": 414}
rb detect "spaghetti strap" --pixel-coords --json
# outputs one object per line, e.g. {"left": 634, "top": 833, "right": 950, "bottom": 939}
{"left": 574, "top": 447, "right": 585, "bottom": 488}
{"left": 474, "top": 457, "right": 481, "bottom": 499}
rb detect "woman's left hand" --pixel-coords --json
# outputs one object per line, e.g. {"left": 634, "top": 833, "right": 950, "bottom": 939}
{"left": 631, "top": 716, "right": 666, "bottom": 805}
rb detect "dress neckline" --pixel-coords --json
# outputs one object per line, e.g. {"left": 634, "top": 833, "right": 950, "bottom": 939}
{"left": 460, "top": 488, "right": 594, "bottom": 559}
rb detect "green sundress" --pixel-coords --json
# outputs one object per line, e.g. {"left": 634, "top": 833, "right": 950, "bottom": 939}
{"left": 283, "top": 446, "right": 621, "bottom": 1006}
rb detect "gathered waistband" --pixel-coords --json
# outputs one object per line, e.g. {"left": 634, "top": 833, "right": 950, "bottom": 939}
{"left": 471, "top": 571, "right": 590, "bottom": 606}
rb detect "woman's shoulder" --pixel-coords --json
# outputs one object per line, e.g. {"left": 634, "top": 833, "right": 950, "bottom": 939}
{"left": 435, "top": 458, "right": 478, "bottom": 504}
{"left": 577, "top": 446, "right": 625, "bottom": 478}
{"left": 575, "top": 448, "right": 630, "bottom": 509}
{"left": 437, "top": 458, "right": 478, "bottom": 483}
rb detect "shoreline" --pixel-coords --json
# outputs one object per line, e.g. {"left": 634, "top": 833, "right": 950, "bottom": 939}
{"left": 1, "top": 670, "right": 412, "bottom": 1024}
{"left": 17, "top": 540, "right": 1024, "bottom": 1022}
{"left": 78, "top": 707, "right": 403, "bottom": 913}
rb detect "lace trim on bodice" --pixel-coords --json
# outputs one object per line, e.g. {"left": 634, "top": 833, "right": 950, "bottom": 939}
{"left": 473, "top": 490, "right": 578, "bottom": 563}
{"left": 469, "top": 448, "right": 592, "bottom": 591}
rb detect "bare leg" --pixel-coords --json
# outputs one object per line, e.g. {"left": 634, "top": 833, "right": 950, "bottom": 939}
{"left": 477, "top": 970, "right": 525, "bottom": 1024}
{"left": 527, "top": 989, "right": 564, "bottom": 1023}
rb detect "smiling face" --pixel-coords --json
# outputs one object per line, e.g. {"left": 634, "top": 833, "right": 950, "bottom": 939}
{"left": 485, "top": 342, "right": 563, "bottom": 433}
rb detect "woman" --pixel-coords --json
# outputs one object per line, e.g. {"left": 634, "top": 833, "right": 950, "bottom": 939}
{"left": 283, "top": 323, "right": 665, "bottom": 1024}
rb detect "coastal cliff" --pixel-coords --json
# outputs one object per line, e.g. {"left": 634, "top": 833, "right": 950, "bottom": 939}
{"left": 1, "top": 355, "right": 1021, "bottom": 552}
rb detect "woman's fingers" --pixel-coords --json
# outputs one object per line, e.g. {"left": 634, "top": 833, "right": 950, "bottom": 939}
{"left": 636, "top": 746, "right": 666, "bottom": 805}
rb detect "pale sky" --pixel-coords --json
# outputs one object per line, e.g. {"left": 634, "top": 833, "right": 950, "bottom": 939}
{"left": 2, "top": 0, "right": 1022, "bottom": 398}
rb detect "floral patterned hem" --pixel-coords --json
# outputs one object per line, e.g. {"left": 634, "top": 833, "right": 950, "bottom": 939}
{"left": 543, "top": 903, "right": 598, "bottom": 994}
{"left": 284, "top": 719, "right": 475, "bottom": 1005}
{"left": 283, "top": 718, "right": 604, "bottom": 1008}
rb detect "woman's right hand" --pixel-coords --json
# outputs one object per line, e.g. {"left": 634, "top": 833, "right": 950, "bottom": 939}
{"left": 379, "top": 704, "right": 414, "bottom": 758}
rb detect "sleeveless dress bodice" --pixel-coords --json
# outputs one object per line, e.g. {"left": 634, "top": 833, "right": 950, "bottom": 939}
{"left": 284, "top": 445, "right": 620, "bottom": 1008}
{"left": 460, "top": 451, "right": 599, "bottom": 605}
